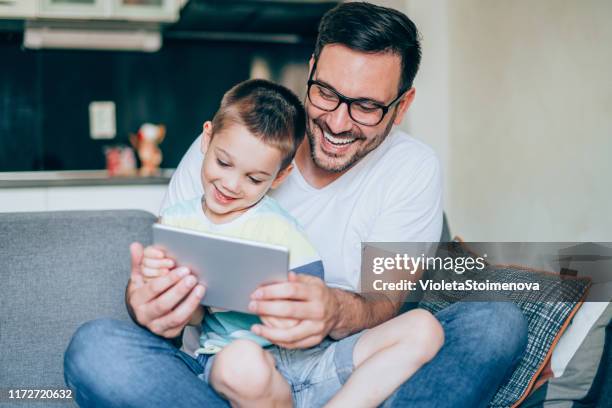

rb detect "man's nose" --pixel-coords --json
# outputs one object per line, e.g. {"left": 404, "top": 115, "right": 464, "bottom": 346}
{"left": 325, "top": 102, "right": 353, "bottom": 134}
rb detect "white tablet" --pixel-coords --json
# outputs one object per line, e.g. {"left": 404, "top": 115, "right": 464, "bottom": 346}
{"left": 152, "top": 223, "right": 289, "bottom": 313}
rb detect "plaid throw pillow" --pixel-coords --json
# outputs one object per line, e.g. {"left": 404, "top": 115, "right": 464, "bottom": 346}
{"left": 419, "top": 242, "right": 591, "bottom": 408}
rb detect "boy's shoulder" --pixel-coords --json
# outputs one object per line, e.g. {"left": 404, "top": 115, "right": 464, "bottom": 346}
{"left": 160, "top": 196, "right": 202, "bottom": 218}
{"left": 248, "top": 196, "right": 303, "bottom": 232}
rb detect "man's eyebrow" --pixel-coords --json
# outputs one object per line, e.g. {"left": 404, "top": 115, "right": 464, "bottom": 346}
{"left": 315, "top": 77, "right": 387, "bottom": 105}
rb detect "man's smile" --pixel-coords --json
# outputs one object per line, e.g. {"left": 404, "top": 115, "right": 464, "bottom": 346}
{"left": 323, "top": 131, "right": 358, "bottom": 146}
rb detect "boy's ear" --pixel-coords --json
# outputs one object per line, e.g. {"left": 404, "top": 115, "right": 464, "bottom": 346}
{"left": 271, "top": 163, "right": 293, "bottom": 190}
{"left": 201, "top": 121, "right": 213, "bottom": 154}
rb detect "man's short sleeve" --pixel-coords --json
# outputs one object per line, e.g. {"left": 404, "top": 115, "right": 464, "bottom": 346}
{"left": 160, "top": 134, "right": 205, "bottom": 215}
{"left": 367, "top": 151, "right": 443, "bottom": 244}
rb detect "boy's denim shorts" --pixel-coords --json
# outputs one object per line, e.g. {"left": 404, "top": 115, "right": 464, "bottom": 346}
{"left": 196, "top": 331, "right": 364, "bottom": 407}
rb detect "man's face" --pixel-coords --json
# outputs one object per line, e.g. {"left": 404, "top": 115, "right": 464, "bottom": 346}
{"left": 305, "top": 44, "right": 414, "bottom": 174}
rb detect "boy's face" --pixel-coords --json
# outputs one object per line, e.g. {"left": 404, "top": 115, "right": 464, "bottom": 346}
{"left": 200, "top": 121, "right": 291, "bottom": 223}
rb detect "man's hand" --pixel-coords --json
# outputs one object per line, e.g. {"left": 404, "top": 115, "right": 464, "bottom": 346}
{"left": 127, "top": 242, "right": 206, "bottom": 339}
{"left": 248, "top": 272, "right": 339, "bottom": 349}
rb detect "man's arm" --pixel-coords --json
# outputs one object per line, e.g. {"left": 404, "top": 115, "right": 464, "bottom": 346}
{"left": 160, "top": 133, "right": 204, "bottom": 212}
{"left": 249, "top": 272, "right": 407, "bottom": 348}
{"left": 328, "top": 289, "right": 400, "bottom": 339}
{"left": 250, "top": 147, "right": 441, "bottom": 348}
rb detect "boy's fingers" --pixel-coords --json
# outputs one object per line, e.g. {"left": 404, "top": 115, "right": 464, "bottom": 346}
{"left": 142, "top": 267, "right": 169, "bottom": 278}
{"left": 142, "top": 257, "right": 175, "bottom": 269}
{"left": 143, "top": 245, "right": 166, "bottom": 259}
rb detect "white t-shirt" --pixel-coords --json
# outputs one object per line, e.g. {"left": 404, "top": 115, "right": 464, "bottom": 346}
{"left": 161, "top": 128, "right": 443, "bottom": 292}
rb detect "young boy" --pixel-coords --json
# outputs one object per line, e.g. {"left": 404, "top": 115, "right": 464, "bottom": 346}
{"left": 142, "top": 79, "right": 444, "bottom": 408}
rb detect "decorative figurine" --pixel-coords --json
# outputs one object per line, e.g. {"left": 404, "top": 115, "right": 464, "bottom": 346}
{"left": 130, "top": 123, "right": 165, "bottom": 177}
{"left": 104, "top": 145, "right": 136, "bottom": 177}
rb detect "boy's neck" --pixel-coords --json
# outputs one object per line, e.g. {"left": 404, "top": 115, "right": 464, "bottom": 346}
{"left": 200, "top": 195, "right": 261, "bottom": 225}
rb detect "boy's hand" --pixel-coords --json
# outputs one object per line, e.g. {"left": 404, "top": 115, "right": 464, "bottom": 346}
{"left": 142, "top": 245, "right": 175, "bottom": 282}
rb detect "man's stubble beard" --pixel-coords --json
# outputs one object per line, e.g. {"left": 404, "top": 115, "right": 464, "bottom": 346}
{"left": 307, "top": 113, "right": 397, "bottom": 174}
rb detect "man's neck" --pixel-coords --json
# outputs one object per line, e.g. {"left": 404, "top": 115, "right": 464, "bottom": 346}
{"left": 295, "top": 141, "right": 345, "bottom": 189}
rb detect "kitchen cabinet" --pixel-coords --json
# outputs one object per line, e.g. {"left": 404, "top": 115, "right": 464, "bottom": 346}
{"left": 38, "top": 0, "right": 108, "bottom": 18}
{"left": 0, "top": 0, "right": 37, "bottom": 18}
{"left": 37, "top": 0, "right": 180, "bottom": 21}
{"left": 113, "top": 0, "right": 179, "bottom": 22}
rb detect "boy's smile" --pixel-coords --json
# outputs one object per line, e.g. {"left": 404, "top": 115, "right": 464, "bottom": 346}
{"left": 200, "top": 121, "right": 291, "bottom": 224}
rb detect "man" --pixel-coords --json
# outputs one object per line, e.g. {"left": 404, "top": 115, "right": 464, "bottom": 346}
{"left": 64, "top": 3, "right": 527, "bottom": 407}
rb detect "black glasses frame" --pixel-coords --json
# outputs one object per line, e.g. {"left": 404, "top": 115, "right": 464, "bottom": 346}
{"left": 306, "top": 64, "right": 407, "bottom": 126}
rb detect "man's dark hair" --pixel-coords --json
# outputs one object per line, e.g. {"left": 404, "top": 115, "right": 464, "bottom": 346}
{"left": 211, "top": 79, "right": 306, "bottom": 170}
{"left": 314, "top": 2, "right": 421, "bottom": 91}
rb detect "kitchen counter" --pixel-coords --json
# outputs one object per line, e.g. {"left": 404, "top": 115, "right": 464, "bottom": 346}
{"left": 0, "top": 169, "right": 174, "bottom": 188}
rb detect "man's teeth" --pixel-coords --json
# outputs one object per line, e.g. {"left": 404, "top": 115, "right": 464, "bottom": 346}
{"left": 323, "top": 132, "right": 356, "bottom": 146}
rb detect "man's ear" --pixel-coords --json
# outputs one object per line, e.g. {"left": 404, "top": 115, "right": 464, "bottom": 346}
{"left": 308, "top": 55, "right": 315, "bottom": 78}
{"left": 201, "top": 121, "right": 213, "bottom": 155}
{"left": 393, "top": 87, "right": 416, "bottom": 126}
{"left": 271, "top": 163, "right": 293, "bottom": 189}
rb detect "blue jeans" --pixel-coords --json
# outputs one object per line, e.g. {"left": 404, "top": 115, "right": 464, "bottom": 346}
{"left": 64, "top": 302, "right": 527, "bottom": 408}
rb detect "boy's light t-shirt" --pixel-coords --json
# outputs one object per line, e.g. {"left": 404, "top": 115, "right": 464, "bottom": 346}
{"left": 160, "top": 195, "right": 324, "bottom": 354}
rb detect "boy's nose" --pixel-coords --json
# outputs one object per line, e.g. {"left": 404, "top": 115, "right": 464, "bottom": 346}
{"left": 221, "top": 175, "right": 241, "bottom": 195}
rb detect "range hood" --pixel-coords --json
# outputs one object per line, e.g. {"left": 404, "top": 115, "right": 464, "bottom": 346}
{"left": 19, "top": 0, "right": 338, "bottom": 51}
{"left": 24, "top": 21, "right": 162, "bottom": 52}
{"left": 166, "top": 0, "right": 339, "bottom": 43}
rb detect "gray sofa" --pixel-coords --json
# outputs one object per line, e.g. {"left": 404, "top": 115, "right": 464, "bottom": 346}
{"left": 1, "top": 210, "right": 154, "bottom": 408}
{"left": 1, "top": 210, "right": 609, "bottom": 408}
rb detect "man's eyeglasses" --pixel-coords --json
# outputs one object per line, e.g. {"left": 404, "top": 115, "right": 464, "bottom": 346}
{"left": 306, "top": 68, "right": 407, "bottom": 127}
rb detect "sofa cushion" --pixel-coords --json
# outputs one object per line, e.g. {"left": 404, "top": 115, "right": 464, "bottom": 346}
{"left": 0, "top": 210, "right": 156, "bottom": 403}
{"left": 418, "top": 241, "right": 591, "bottom": 408}
{"left": 521, "top": 302, "right": 611, "bottom": 407}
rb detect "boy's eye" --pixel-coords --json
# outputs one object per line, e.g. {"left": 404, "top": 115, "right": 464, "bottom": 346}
{"left": 248, "top": 176, "right": 263, "bottom": 185}
{"left": 217, "top": 159, "right": 230, "bottom": 167}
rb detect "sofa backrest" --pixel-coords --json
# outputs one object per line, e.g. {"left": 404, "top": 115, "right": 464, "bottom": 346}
{"left": 0, "top": 210, "right": 156, "bottom": 405}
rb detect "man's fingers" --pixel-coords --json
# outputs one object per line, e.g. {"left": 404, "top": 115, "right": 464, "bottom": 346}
{"left": 251, "top": 282, "right": 310, "bottom": 301}
{"left": 252, "top": 320, "right": 323, "bottom": 345}
{"left": 148, "top": 284, "right": 206, "bottom": 337}
{"left": 274, "top": 334, "right": 323, "bottom": 350}
{"left": 130, "top": 242, "right": 144, "bottom": 277}
{"left": 248, "top": 299, "right": 325, "bottom": 320}
{"left": 129, "top": 242, "right": 145, "bottom": 289}
{"left": 138, "top": 272, "right": 196, "bottom": 322}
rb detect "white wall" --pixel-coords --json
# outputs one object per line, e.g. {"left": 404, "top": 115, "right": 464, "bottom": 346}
{"left": 381, "top": 0, "right": 612, "bottom": 241}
